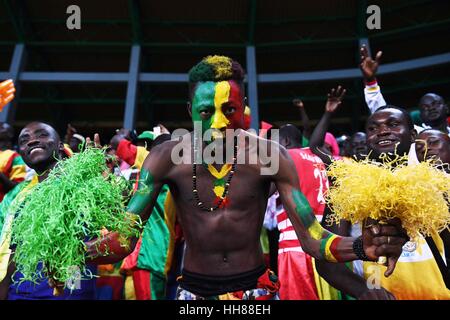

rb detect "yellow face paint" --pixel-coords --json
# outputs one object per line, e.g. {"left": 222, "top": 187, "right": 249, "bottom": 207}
{"left": 211, "top": 81, "right": 231, "bottom": 132}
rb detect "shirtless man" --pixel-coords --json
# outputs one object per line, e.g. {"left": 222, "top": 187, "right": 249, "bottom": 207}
{"left": 125, "top": 56, "right": 407, "bottom": 300}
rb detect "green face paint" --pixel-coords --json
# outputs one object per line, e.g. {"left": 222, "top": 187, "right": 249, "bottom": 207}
{"left": 127, "top": 168, "right": 154, "bottom": 215}
{"left": 191, "top": 81, "right": 216, "bottom": 134}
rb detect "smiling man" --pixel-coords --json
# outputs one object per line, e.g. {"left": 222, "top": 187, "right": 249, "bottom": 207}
{"left": 124, "top": 55, "right": 407, "bottom": 300}
{"left": 419, "top": 94, "right": 450, "bottom": 134}
{"left": 366, "top": 106, "right": 416, "bottom": 161}
{"left": 316, "top": 107, "right": 450, "bottom": 299}
{"left": 416, "top": 129, "right": 450, "bottom": 172}
{"left": 0, "top": 122, "right": 131, "bottom": 300}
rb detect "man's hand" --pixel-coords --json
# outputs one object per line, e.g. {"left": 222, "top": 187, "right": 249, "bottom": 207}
{"left": 360, "top": 45, "right": 382, "bottom": 82}
{"left": 84, "top": 231, "right": 136, "bottom": 265}
{"left": 157, "top": 123, "right": 170, "bottom": 135}
{"left": 362, "top": 217, "right": 408, "bottom": 277}
{"left": 85, "top": 133, "right": 102, "bottom": 148}
{"left": 357, "top": 288, "right": 396, "bottom": 300}
{"left": 0, "top": 79, "right": 15, "bottom": 111}
{"left": 292, "top": 98, "right": 304, "bottom": 109}
{"left": 325, "top": 86, "right": 346, "bottom": 113}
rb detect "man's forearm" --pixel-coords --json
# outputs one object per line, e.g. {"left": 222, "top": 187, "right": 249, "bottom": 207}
{"left": 0, "top": 173, "right": 17, "bottom": 193}
{"left": 315, "top": 260, "right": 367, "bottom": 298}
{"left": 298, "top": 108, "right": 311, "bottom": 139}
{"left": 291, "top": 189, "right": 359, "bottom": 262}
{"left": 364, "top": 79, "right": 386, "bottom": 114}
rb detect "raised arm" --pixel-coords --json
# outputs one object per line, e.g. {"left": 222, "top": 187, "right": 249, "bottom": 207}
{"left": 292, "top": 99, "right": 312, "bottom": 140}
{"left": 309, "top": 86, "right": 346, "bottom": 166}
{"left": 360, "top": 45, "right": 386, "bottom": 113}
{"left": 273, "top": 144, "right": 406, "bottom": 276}
{"left": 84, "top": 138, "right": 174, "bottom": 264}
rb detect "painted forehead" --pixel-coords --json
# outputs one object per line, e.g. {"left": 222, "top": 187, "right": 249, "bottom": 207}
{"left": 192, "top": 81, "right": 243, "bottom": 107}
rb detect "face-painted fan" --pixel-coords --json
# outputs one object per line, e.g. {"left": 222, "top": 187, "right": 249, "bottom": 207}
{"left": 0, "top": 79, "right": 15, "bottom": 111}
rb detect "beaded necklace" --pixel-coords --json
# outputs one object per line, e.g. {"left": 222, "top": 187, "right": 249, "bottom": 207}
{"left": 192, "top": 138, "right": 238, "bottom": 211}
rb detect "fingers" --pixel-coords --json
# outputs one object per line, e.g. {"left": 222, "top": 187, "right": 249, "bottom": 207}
{"left": 380, "top": 218, "right": 409, "bottom": 238}
{"left": 5, "top": 86, "right": 15, "bottom": 95}
{"left": 328, "top": 86, "right": 346, "bottom": 99}
{"left": 0, "top": 79, "right": 13, "bottom": 89}
{"left": 371, "top": 235, "right": 405, "bottom": 246}
{"left": 94, "top": 133, "right": 101, "bottom": 148}
{"left": 360, "top": 45, "right": 369, "bottom": 61}
{"left": 2, "top": 94, "right": 14, "bottom": 105}
{"left": 374, "top": 243, "right": 403, "bottom": 260}
{"left": 375, "top": 51, "right": 383, "bottom": 63}
{"left": 85, "top": 134, "right": 102, "bottom": 148}
{"left": 385, "top": 256, "right": 398, "bottom": 277}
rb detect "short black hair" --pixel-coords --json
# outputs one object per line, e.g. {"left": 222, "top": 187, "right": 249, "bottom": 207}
{"left": 372, "top": 105, "right": 414, "bottom": 131}
{"left": 279, "top": 124, "right": 303, "bottom": 146}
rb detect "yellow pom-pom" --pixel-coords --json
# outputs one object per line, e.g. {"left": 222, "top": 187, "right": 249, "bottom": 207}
{"left": 326, "top": 155, "right": 450, "bottom": 240}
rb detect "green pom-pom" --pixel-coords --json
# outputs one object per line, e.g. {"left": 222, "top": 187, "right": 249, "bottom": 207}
{"left": 10, "top": 147, "right": 140, "bottom": 286}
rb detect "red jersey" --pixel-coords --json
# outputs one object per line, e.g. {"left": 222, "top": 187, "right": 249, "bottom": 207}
{"left": 287, "top": 147, "right": 328, "bottom": 215}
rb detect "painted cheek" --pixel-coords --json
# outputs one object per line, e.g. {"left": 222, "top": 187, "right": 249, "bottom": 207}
{"left": 211, "top": 81, "right": 231, "bottom": 130}
{"left": 226, "top": 81, "right": 245, "bottom": 129}
{"left": 191, "top": 82, "right": 215, "bottom": 132}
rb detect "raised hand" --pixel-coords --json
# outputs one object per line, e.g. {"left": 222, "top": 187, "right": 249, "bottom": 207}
{"left": 292, "top": 98, "right": 304, "bottom": 109}
{"left": 85, "top": 133, "right": 102, "bottom": 149}
{"left": 325, "top": 86, "right": 346, "bottom": 113}
{"left": 360, "top": 45, "right": 382, "bottom": 82}
{"left": 0, "top": 79, "right": 15, "bottom": 111}
{"left": 157, "top": 123, "right": 170, "bottom": 135}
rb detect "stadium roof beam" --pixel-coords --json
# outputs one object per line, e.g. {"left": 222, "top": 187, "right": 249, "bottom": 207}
{"left": 128, "top": 0, "right": 143, "bottom": 44}
{"left": 2, "top": 0, "right": 25, "bottom": 42}
{"left": 123, "top": 45, "right": 141, "bottom": 129}
{"left": 4, "top": 51, "right": 448, "bottom": 84}
{"left": 17, "top": 75, "right": 450, "bottom": 106}
{"left": 257, "top": 52, "right": 450, "bottom": 83}
{"left": 246, "top": 0, "right": 259, "bottom": 130}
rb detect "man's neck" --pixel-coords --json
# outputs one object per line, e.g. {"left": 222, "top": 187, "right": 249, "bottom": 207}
{"left": 35, "top": 162, "right": 57, "bottom": 183}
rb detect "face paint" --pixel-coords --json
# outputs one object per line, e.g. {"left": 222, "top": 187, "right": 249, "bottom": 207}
{"left": 191, "top": 80, "right": 245, "bottom": 137}
{"left": 211, "top": 81, "right": 231, "bottom": 132}
{"left": 191, "top": 81, "right": 216, "bottom": 134}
